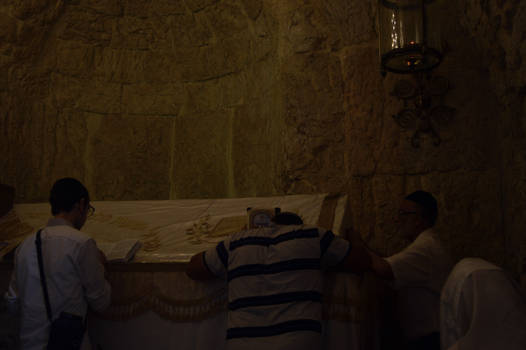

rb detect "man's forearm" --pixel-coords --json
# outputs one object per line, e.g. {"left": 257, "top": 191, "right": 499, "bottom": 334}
{"left": 186, "top": 252, "right": 217, "bottom": 280}
{"left": 346, "top": 228, "right": 394, "bottom": 279}
{"left": 369, "top": 250, "right": 394, "bottom": 280}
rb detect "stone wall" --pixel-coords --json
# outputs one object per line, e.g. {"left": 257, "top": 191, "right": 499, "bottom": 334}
{"left": 0, "top": 0, "right": 284, "bottom": 201}
{"left": 1, "top": 0, "right": 526, "bottom": 274}
{"left": 277, "top": 0, "right": 526, "bottom": 275}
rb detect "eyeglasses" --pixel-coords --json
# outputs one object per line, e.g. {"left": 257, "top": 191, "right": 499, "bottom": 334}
{"left": 87, "top": 204, "right": 95, "bottom": 217}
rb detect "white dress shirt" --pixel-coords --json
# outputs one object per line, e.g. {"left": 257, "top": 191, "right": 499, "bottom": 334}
{"left": 440, "top": 258, "right": 526, "bottom": 350}
{"left": 385, "top": 228, "right": 453, "bottom": 340}
{"left": 6, "top": 218, "right": 111, "bottom": 350}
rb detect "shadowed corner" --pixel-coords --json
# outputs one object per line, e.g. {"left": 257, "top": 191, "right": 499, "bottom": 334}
{"left": 0, "top": 299, "right": 19, "bottom": 350}
{"left": 0, "top": 184, "right": 15, "bottom": 219}
{"left": 0, "top": 184, "right": 19, "bottom": 349}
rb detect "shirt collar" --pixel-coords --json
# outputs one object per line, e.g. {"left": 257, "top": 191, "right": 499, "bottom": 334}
{"left": 47, "top": 217, "right": 75, "bottom": 228}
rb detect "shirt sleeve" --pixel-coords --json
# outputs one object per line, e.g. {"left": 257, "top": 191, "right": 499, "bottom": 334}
{"left": 203, "top": 239, "right": 230, "bottom": 279}
{"left": 385, "top": 240, "right": 432, "bottom": 289}
{"left": 77, "top": 239, "right": 111, "bottom": 313}
{"left": 319, "top": 229, "right": 351, "bottom": 269}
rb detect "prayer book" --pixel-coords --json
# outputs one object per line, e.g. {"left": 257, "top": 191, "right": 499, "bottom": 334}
{"left": 97, "top": 239, "right": 142, "bottom": 263}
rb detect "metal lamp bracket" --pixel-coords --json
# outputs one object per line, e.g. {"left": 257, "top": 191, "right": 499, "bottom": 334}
{"left": 390, "top": 72, "right": 455, "bottom": 147}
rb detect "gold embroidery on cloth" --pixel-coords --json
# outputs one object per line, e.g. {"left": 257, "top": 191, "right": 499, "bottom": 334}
{"left": 185, "top": 215, "right": 246, "bottom": 245}
{"left": 98, "top": 271, "right": 228, "bottom": 321}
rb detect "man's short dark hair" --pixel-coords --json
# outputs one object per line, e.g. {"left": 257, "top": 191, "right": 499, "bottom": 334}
{"left": 405, "top": 190, "right": 438, "bottom": 226}
{"left": 49, "top": 178, "right": 89, "bottom": 215}
{"left": 272, "top": 212, "right": 303, "bottom": 225}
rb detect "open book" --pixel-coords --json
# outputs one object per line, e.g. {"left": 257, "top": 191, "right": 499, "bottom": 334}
{"left": 97, "top": 239, "right": 142, "bottom": 263}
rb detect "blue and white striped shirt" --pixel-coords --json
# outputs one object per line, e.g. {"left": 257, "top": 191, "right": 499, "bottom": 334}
{"left": 204, "top": 225, "right": 351, "bottom": 350}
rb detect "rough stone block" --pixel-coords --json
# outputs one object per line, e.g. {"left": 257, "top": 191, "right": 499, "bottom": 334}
{"left": 241, "top": 0, "right": 262, "bottom": 20}
{"left": 11, "top": 0, "right": 50, "bottom": 20}
{"left": 55, "top": 44, "right": 96, "bottom": 77}
{"left": 92, "top": 48, "right": 157, "bottom": 83}
{"left": 0, "top": 13, "right": 18, "bottom": 44}
{"left": 0, "top": 104, "right": 88, "bottom": 202}
{"left": 232, "top": 100, "right": 279, "bottom": 196}
{"left": 184, "top": 0, "right": 219, "bottom": 13}
{"left": 58, "top": 9, "right": 112, "bottom": 46}
{"left": 86, "top": 113, "right": 173, "bottom": 200}
{"left": 313, "top": 0, "right": 376, "bottom": 49}
{"left": 204, "top": 0, "right": 248, "bottom": 38}
{"left": 111, "top": 17, "right": 155, "bottom": 50}
{"left": 76, "top": 79, "right": 122, "bottom": 114}
{"left": 122, "top": 82, "right": 184, "bottom": 116}
{"left": 168, "top": 13, "right": 212, "bottom": 49}
{"left": 286, "top": 6, "right": 324, "bottom": 54}
{"left": 183, "top": 72, "right": 248, "bottom": 114}
{"left": 150, "top": 0, "right": 188, "bottom": 16}
{"left": 171, "top": 110, "right": 231, "bottom": 198}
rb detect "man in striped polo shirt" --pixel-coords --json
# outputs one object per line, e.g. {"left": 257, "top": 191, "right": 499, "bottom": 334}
{"left": 186, "top": 212, "right": 369, "bottom": 350}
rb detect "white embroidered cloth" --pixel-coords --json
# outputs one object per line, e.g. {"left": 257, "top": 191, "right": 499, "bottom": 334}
{"left": 10, "top": 193, "right": 348, "bottom": 263}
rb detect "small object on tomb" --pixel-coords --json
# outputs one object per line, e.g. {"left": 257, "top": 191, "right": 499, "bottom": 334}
{"left": 97, "top": 239, "right": 142, "bottom": 263}
{"left": 247, "top": 208, "right": 275, "bottom": 229}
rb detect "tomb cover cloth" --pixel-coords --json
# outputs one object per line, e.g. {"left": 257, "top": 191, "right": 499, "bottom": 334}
{"left": 5, "top": 194, "right": 357, "bottom": 322}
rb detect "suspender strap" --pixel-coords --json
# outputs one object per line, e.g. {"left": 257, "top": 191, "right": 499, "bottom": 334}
{"left": 36, "top": 229, "right": 53, "bottom": 322}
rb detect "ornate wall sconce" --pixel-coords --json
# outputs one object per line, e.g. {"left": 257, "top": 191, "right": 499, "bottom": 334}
{"left": 378, "top": 0, "right": 454, "bottom": 147}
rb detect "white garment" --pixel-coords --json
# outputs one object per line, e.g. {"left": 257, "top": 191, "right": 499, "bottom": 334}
{"left": 385, "top": 229, "right": 453, "bottom": 340}
{"left": 204, "top": 225, "right": 351, "bottom": 350}
{"left": 6, "top": 218, "right": 111, "bottom": 350}
{"left": 440, "top": 258, "right": 526, "bottom": 350}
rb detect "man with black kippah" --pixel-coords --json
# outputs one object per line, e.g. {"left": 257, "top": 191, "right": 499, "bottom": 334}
{"left": 351, "top": 190, "right": 453, "bottom": 350}
{"left": 6, "top": 178, "right": 111, "bottom": 350}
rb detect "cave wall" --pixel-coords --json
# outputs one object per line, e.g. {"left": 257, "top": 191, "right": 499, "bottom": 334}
{"left": 0, "top": 0, "right": 284, "bottom": 201}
